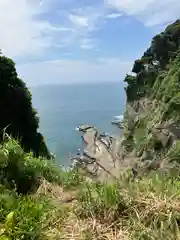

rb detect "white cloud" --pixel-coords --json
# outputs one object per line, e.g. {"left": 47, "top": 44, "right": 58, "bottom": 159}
{"left": 106, "top": 0, "right": 180, "bottom": 26}
{"left": 68, "top": 7, "right": 105, "bottom": 32}
{"left": 106, "top": 0, "right": 154, "bottom": 15}
{"left": 67, "top": 7, "right": 105, "bottom": 50}
{"left": 80, "top": 38, "right": 95, "bottom": 49}
{"left": 0, "top": 0, "right": 44, "bottom": 57}
{"left": 0, "top": 0, "right": 72, "bottom": 58}
{"left": 2, "top": 0, "right": 179, "bottom": 61}
{"left": 106, "top": 13, "right": 122, "bottom": 19}
{"left": 69, "top": 15, "right": 89, "bottom": 28}
{"left": 17, "top": 58, "right": 132, "bottom": 86}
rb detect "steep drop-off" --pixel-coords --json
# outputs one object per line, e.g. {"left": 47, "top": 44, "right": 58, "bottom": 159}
{"left": 123, "top": 20, "right": 180, "bottom": 174}
{"left": 71, "top": 20, "right": 180, "bottom": 180}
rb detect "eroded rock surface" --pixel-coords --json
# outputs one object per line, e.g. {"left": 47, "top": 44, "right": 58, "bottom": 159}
{"left": 71, "top": 125, "right": 132, "bottom": 181}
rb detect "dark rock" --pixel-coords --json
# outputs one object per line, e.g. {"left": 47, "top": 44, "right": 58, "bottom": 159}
{"left": 152, "top": 128, "right": 172, "bottom": 148}
{"left": 140, "top": 150, "right": 154, "bottom": 161}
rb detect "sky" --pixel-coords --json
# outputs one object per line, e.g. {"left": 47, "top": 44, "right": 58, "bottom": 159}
{"left": 1, "top": 0, "right": 180, "bottom": 86}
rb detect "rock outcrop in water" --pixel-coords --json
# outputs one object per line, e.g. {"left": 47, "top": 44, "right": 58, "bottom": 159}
{"left": 71, "top": 125, "right": 119, "bottom": 180}
{"left": 71, "top": 124, "right": 138, "bottom": 181}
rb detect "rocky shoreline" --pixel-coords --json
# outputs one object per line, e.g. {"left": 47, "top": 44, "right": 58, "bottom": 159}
{"left": 70, "top": 119, "right": 178, "bottom": 181}
{"left": 70, "top": 120, "right": 137, "bottom": 181}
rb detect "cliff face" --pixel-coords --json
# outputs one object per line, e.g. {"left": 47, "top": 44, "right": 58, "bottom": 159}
{"left": 123, "top": 20, "right": 180, "bottom": 173}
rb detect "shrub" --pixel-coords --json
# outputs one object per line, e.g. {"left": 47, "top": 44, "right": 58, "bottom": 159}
{"left": 0, "top": 191, "right": 53, "bottom": 240}
{"left": 0, "top": 138, "right": 85, "bottom": 194}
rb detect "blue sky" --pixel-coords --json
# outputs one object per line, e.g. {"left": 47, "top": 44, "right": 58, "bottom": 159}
{"left": 0, "top": 0, "right": 180, "bottom": 86}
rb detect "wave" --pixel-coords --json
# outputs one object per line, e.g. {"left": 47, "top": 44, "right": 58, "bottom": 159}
{"left": 113, "top": 115, "right": 124, "bottom": 121}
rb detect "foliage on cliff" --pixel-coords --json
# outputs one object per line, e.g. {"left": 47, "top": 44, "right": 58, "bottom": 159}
{"left": 0, "top": 54, "right": 50, "bottom": 158}
{"left": 123, "top": 19, "right": 180, "bottom": 166}
{"left": 124, "top": 20, "right": 180, "bottom": 102}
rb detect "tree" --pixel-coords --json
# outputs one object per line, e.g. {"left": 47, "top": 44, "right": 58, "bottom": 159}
{"left": 132, "top": 59, "right": 145, "bottom": 74}
{"left": 0, "top": 54, "right": 50, "bottom": 158}
{"left": 124, "top": 19, "right": 180, "bottom": 103}
{"left": 124, "top": 74, "right": 136, "bottom": 84}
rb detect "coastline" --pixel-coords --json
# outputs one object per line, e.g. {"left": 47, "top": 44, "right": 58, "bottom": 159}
{"left": 70, "top": 118, "right": 130, "bottom": 181}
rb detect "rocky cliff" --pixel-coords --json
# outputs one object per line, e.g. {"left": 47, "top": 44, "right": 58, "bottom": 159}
{"left": 73, "top": 20, "right": 180, "bottom": 180}
{"left": 122, "top": 20, "right": 180, "bottom": 175}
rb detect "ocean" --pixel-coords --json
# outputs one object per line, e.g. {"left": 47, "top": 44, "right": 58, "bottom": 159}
{"left": 31, "top": 82, "right": 126, "bottom": 166}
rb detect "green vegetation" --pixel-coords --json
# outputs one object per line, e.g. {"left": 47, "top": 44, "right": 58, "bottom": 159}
{"left": 0, "top": 54, "right": 50, "bottom": 158}
{"left": 1, "top": 19, "right": 180, "bottom": 240}
{"left": 0, "top": 137, "right": 83, "bottom": 194}
{"left": 0, "top": 140, "right": 180, "bottom": 239}
{"left": 77, "top": 173, "right": 180, "bottom": 239}
{"left": 0, "top": 138, "right": 85, "bottom": 239}
{"left": 123, "top": 19, "right": 180, "bottom": 162}
{"left": 124, "top": 20, "right": 180, "bottom": 102}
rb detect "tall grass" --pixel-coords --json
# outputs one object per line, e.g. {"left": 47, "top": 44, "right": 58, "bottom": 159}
{"left": 0, "top": 138, "right": 180, "bottom": 239}
{"left": 75, "top": 173, "right": 180, "bottom": 239}
{"left": 77, "top": 181, "right": 129, "bottom": 223}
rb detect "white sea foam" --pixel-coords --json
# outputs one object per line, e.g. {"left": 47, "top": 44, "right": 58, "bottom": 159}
{"left": 75, "top": 126, "right": 80, "bottom": 131}
{"left": 113, "top": 115, "right": 124, "bottom": 121}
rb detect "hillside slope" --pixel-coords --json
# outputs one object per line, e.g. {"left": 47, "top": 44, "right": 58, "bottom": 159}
{"left": 122, "top": 20, "right": 180, "bottom": 174}
{"left": 0, "top": 139, "right": 180, "bottom": 239}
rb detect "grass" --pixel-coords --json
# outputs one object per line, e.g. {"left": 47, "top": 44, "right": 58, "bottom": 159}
{"left": 76, "top": 181, "right": 128, "bottom": 224}
{"left": 46, "top": 172, "right": 180, "bottom": 240}
{"left": 0, "top": 139, "right": 180, "bottom": 239}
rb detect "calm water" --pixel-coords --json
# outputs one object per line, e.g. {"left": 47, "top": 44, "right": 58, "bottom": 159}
{"left": 31, "top": 82, "right": 126, "bottom": 166}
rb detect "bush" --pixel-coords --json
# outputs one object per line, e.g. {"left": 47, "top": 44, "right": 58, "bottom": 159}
{"left": 0, "top": 189, "right": 53, "bottom": 239}
{"left": 0, "top": 186, "right": 17, "bottom": 222}
{"left": 26, "top": 157, "right": 84, "bottom": 190}
{"left": 0, "top": 139, "right": 40, "bottom": 194}
{"left": 0, "top": 138, "right": 85, "bottom": 194}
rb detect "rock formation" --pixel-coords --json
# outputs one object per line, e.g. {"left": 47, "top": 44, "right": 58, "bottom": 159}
{"left": 72, "top": 20, "right": 180, "bottom": 180}
{"left": 71, "top": 124, "right": 138, "bottom": 181}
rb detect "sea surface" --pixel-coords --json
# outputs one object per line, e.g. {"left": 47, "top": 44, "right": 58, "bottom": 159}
{"left": 31, "top": 82, "right": 126, "bottom": 166}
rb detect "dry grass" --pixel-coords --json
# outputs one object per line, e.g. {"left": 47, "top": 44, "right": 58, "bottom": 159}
{"left": 36, "top": 180, "right": 78, "bottom": 203}
{"left": 44, "top": 212, "right": 129, "bottom": 240}
{"left": 37, "top": 173, "right": 180, "bottom": 240}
